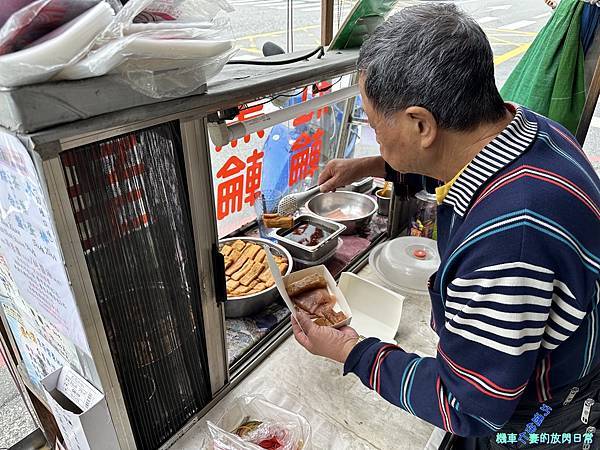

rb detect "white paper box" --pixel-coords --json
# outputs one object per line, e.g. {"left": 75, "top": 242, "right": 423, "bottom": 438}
{"left": 281, "top": 265, "right": 353, "bottom": 328}
{"left": 338, "top": 272, "right": 404, "bottom": 343}
{"left": 41, "top": 367, "right": 119, "bottom": 450}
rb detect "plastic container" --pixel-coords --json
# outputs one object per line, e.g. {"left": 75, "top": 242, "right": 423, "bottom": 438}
{"left": 409, "top": 190, "right": 437, "bottom": 240}
{"left": 369, "top": 236, "right": 440, "bottom": 297}
{"left": 338, "top": 272, "right": 404, "bottom": 343}
{"left": 207, "top": 395, "right": 312, "bottom": 450}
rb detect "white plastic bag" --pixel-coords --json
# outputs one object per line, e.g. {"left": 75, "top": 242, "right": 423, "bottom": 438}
{"left": 0, "top": 1, "right": 115, "bottom": 87}
{"left": 207, "top": 395, "right": 311, "bottom": 450}
{"left": 58, "top": 0, "right": 236, "bottom": 98}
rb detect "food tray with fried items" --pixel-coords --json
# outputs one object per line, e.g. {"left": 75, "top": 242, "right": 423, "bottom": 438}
{"left": 219, "top": 237, "right": 293, "bottom": 318}
{"left": 281, "top": 265, "right": 352, "bottom": 328}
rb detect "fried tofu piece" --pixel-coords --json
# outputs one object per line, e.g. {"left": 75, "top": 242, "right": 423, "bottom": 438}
{"left": 229, "top": 249, "right": 242, "bottom": 262}
{"left": 286, "top": 274, "right": 327, "bottom": 297}
{"left": 226, "top": 279, "right": 240, "bottom": 292}
{"left": 220, "top": 245, "right": 233, "bottom": 256}
{"left": 224, "top": 256, "right": 233, "bottom": 270}
{"left": 263, "top": 214, "right": 293, "bottom": 229}
{"left": 255, "top": 249, "right": 266, "bottom": 263}
{"left": 232, "top": 285, "right": 252, "bottom": 296}
{"left": 254, "top": 282, "right": 267, "bottom": 290}
{"left": 314, "top": 317, "right": 332, "bottom": 327}
{"left": 274, "top": 255, "right": 286, "bottom": 264}
{"left": 278, "top": 262, "right": 288, "bottom": 275}
{"left": 240, "top": 261, "right": 264, "bottom": 286}
{"left": 249, "top": 280, "right": 258, "bottom": 288}
{"left": 232, "top": 240, "right": 246, "bottom": 251}
{"left": 232, "top": 259, "right": 254, "bottom": 281}
{"left": 258, "top": 265, "right": 273, "bottom": 283}
{"left": 226, "top": 255, "right": 248, "bottom": 276}
{"left": 265, "top": 278, "right": 275, "bottom": 288}
{"left": 241, "top": 244, "right": 261, "bottom": 259}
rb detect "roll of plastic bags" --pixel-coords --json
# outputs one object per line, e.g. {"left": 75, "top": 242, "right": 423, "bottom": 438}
{"left": 0, "top": 2, "right": 114, "bottom": 87}
{"left": 0, "top": 0, "right": 102, "bottom": 55}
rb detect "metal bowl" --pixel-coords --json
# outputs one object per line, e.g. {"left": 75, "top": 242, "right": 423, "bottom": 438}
{"left": 219, "top": 237, "right": 293, "bottom": 318}
{"left": 306, "top": 192, "right": 378, "bottom": 235}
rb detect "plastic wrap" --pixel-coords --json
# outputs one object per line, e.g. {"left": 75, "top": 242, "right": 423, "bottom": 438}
{"left": 58, "top": 0, "right": 236, "bottom": 98}
{"left": 0, "top": 1, "right": 115, "bottom": 87}
{"left": 207, "top": 395, "right": 312, "bottom": 450}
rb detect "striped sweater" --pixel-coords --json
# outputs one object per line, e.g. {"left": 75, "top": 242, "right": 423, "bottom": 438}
{"left": 344, "top": 105, "right": 600, "bottom": 436}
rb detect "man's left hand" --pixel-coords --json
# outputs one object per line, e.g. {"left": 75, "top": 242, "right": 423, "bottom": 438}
{"left": 291, "top": 310, "right": 360, "bottom": 363}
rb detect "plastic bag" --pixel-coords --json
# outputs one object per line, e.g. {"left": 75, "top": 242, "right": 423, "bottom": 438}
{"left": 0, "top": 1, "right": 115, "bottom": 87}
{"left": 207, "top": 395, "right": 311, "bottom": 450}
{"left": 57, "top": 0, "right": 236, "bottom": 98}
{"left": 0, "top": 0, "right": 120, "bottom": 54}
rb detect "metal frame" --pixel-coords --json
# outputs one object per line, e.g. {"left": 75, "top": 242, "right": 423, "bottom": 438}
{"left": 42, "top": 156, "right": 137, "bottom": 450}
{"left": 180, "top": 118, "right": 228, "bottom": 394}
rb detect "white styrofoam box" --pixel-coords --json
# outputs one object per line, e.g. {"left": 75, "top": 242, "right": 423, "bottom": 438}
{"left": 42, "top": 367, "right": 119, "bottom": 450}
{"left": 276, "top": 264, "right": 352, "bottom": 328}
{"left": 337, "top": 272, "right": 404, "bottom": 343}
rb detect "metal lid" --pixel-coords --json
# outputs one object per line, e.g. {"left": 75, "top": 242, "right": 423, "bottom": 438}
{"left": 415, "top": 189, "right": 437, "bottom": 203}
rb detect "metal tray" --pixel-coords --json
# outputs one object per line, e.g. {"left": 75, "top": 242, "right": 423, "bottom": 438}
{"left": 219, "top": 237, "right": 293, "bottom": 318}
{"left": 270, "top": 214, "right": 346, "bottom": 262}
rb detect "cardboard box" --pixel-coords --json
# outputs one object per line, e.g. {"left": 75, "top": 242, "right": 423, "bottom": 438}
{"left": 42, "top": 367, "right": 119, "bottom": 450}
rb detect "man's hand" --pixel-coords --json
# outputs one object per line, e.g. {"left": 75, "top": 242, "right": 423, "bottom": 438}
{"left": 291, "top": 310, "right": 360, "bottom": 363}
{"left": 318, "top": 156, "right": 386, "bottom": 193}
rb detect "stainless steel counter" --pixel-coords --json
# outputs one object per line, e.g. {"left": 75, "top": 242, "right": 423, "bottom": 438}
{"left": 172, "top": 264, "right": 439, "bottom": 449}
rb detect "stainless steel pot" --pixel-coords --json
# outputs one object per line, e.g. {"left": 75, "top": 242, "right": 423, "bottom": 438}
{"left": 306, "top": 192, "right": 377, "bottom": 235}
{"left": 219, "top": 237, "right": 293, "bottom": 318}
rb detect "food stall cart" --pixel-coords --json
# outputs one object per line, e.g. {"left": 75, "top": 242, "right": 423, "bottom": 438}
{"left": 0, "top": 41, "right": 445, "bottom": 449}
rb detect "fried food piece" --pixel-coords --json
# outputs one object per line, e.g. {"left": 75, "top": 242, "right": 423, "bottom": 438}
{"left": 263, "top": 214, "right": 294, "bottom": 229}
{"left": 249, "top": 280, "right": 258, "bottom": 288}
{"left": 229, "top": 249, "right": 242, "bottom": 262}
{"left": 286, "top": 273, "right": 327, "bottom": 297}
{"left": 254, "top": 282, "right": 267, "bottom": 291}
{"left": 258, "top": 264, "right": 272, "bottom": 283}
{"left": 224, "top": 256, "right": 233, "bottom": 270}
{"left": 321, "top": 307, "right": 347, "bottom": 325}
{"left": 292, "top": 288, "right": 334, "bottom": 314}
{"left": 232, "top": 240, "right": 246, "bottom": 251}
{"left": 274, "top": 255, "right": 286, "bottom": 264}
{"left": 278, "top": 262, "right": 288, "bottom": 275}
{"left": 232, "top": 285, "right": 252, "bottom": 296}
{"left": 226, "top": 279, "right": 240, "bottom": 292}
{"left": 220, "top": 245, "right": 233, "bottom": 256}
{"left": 255, "top": 249, "right": 266, "bottom": 263}
{"left": 242, "top": 244, "right": 261, "bottom": 259}
{"left": 226, "top": 255, "right": 248, "bottom": 276}
{"left": 265, "top": 278, "right": 275, "bottom": 287}
{"left": 240, "top": 261, "right": 264, "bottom": 286}
{"left": 314, "top": 317, "right": 332, "bottom": 326}
{"left": 231, "top": 259, "right": 254, "bottom": 281}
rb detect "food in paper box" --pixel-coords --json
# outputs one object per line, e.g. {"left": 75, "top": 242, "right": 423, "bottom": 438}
{"left": 220, "top": 239, "right": 288, "bottom": 298}
{"left": 285, "top": 274, "right": 347, "bottom": 327}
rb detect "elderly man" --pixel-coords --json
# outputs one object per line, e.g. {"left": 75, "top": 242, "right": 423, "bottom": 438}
{"left": 291, "top": 3, "right": 600, "bottom": 448}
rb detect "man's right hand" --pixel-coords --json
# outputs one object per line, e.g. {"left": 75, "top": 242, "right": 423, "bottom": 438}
{"left": 318, "top": 157, "right": 386, "bottom": 192}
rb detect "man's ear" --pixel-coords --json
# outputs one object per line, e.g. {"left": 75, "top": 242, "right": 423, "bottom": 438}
{"left": 405, "top": 106, "right": 437, "bottom": 148}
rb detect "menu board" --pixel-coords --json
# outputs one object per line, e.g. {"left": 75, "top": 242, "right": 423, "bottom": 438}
{"left": 0, "top": 131, "right": 89, "bottom": 388}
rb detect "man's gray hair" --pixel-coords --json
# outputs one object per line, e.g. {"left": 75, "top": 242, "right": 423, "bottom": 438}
{"left": 357, "top": 3, "right": 506, "bottom": 131}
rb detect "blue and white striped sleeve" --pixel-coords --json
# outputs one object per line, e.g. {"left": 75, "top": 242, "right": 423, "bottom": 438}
{"left": 344, "top": 229, "right": 589, "bottom": 437}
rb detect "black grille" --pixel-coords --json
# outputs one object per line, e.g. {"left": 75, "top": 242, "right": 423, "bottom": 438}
{"left": 60, "top": 122, "right": 211, "bottom": 450}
